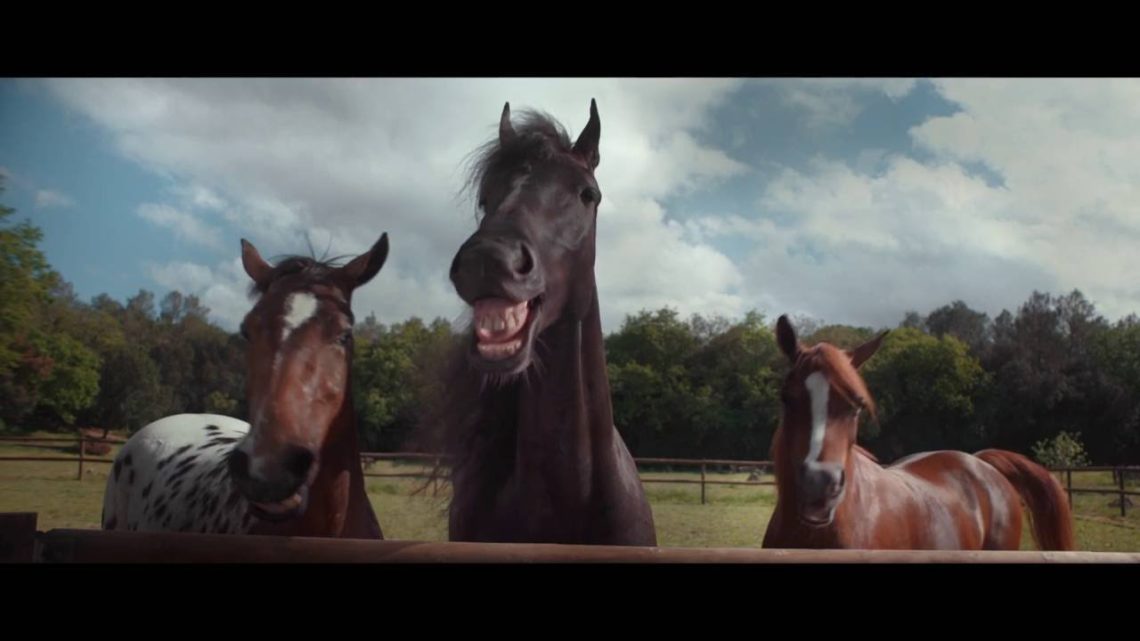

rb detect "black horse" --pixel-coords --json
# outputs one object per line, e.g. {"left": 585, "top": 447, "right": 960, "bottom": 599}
{"left": 426, "top": 99, "right": 657, "bottom": 546}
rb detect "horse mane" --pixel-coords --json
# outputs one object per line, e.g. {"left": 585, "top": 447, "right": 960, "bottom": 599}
{"left": 463, "top": 109, "right": 573, "bottom": 213}
{"left": 409, "top": 333, "right": 522, "bottom": 512}
{"left": 246, "top": 254, "right": 351, "bottom": 298}
{"left": 414, "top": 109, "right": 576, "bottom": 504}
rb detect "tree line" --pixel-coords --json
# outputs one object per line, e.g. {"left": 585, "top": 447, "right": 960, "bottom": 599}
{"left": 3, "top": 182, "right": 1135, "bottom": 464}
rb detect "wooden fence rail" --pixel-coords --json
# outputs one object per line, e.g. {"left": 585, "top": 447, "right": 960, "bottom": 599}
{"left": 2, "top": 513, "right": 1138, "bottom": 564}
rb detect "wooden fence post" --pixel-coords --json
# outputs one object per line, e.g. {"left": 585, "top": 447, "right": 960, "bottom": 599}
{"left": 700, "top": 461, "right": 707, "bottom": 505}
{"left": 76, "top": 431, "right": 85, "bottom": 480}
{"left": 1120, "top": 468, "right": 1128, "bottom": 518}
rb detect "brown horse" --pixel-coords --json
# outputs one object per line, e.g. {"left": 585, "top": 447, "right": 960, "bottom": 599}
{"left": 762, "top": 315, "right": 1075, "bottom": 551}
{"left": 102, "top": 234, "right": 388, "bottom": 539}
{"left": 422, "top": 99, "right": 657, "bottom": 546}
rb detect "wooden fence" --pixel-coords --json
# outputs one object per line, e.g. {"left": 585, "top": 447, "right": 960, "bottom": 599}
{"left": 2, "top": 512, "right": 1138, "bottom": 564}
{"left": 3, "top": 435, "right": 1139, "bottom": 514}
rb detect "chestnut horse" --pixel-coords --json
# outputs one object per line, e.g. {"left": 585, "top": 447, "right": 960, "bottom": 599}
{"left": 423, "top": 99, "right": 656, "bottom": 545}
{"left": 762, "top": 315, "right": 1074, "bottom": 551}
{"left": 101, "top": 234, "right": 388, "bottom": 539}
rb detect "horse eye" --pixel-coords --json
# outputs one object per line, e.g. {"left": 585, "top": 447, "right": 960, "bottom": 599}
{"left": 580, "top": 186, "right": 601, "bottom": 205}
{"left": 337, "top": 330, "right": 353, "bottom": 346}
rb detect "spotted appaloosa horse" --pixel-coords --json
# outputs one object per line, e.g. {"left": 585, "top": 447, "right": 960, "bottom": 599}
{"left": 762, "top": 315, "right": 1075, "bottom": 551}
{"left": 101, "top": 233, "right": 390, "bottom": 539}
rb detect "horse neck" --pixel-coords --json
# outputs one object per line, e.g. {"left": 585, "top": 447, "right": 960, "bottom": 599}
{"left": 308, "top": 369, "right": 380, "bottom": 537}
{"left": 771, "top": 425, "right": 799, "bottom": 510}
{"left": 318, "top": 397, "right": 363, "bottom": 483}
{"left": 513, "top": 286, "right": 615, "bottom": 502}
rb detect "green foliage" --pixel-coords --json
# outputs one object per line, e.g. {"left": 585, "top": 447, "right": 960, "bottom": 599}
{"left": 805, "top": 324, "right": 875, "bottom": 349}
{"left": 93, "top": 343, "right": 170, "bottom": 432}
{"left": 352, "top": 317, "right": 454, "bottom": 451}
{"left": 1032, "top": 430, "right": 1091, "bottom": 468}
{"left": 861, "top": 328, "right": 989, "bottom": 457}
{"left": 204, "top": 390, "right": 238, "bottom": 416}
{"left": 28, "top": 331, "right": 101, "bottom": 425}
{"left": 607, "top": 309, "right": 782, "bottom": 458}
{"left": 0, "top": 180, "right": 98, "bottom": 427}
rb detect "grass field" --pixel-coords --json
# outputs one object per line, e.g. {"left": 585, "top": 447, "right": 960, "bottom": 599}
{"left": 2, "top": 435, "right": 1138, "bottom": 552}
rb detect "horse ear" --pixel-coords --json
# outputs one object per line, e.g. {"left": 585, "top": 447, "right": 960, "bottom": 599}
{"left": 848, "top": 330, "right": 888, "bottom": 369}
{"left": 776, "top": 315, "right": 800, "bottom": 362}
{"left": 339, "top": 233, "right": 390, "bottom": 290}
{"left": 499, "top": 102, "right": 515, "bottom": 145}
{"left": 572, "top": 98, "right": 601, "bottom": 170}
{"left": 241, "top": 238, "right": 273, "bottom": 290}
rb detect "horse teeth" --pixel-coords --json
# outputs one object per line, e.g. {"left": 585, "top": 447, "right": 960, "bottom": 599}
{"left": 476, "top": 338, "right": 522, "bottom": 361}
{"left": 493, "top": 318, "right": 506, "bottom": 332}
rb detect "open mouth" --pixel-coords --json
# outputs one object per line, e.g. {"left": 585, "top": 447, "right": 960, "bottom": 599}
{"left": 248, "top": 485, "right": 310, "bottom": 523}
{"left": 798, "top": 512, "right": 833, "bottom": 527}
{"left": 798, "top": 499, "right": 838, "bottom": 527}
{"left": 468, "top": 295, "right": 542, "bottom": 372}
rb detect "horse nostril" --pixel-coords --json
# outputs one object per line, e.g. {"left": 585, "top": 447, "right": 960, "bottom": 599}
{"left": 514, "top": 243, "right": 535, "bottom": 276}
{"left": 228, "top": 449, "right": 250, "bottom": 482}
{"left": 284, "top": 446, "right": 315, "bottom": 483}
{"left": 830, "top": 471, "right": 845, "bottom": 497}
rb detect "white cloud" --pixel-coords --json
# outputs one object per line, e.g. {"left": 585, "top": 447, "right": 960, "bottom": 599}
{"left": 34, "top": 189, "right": 75, "bottom": 209}
{"left": 47, "top": 78, "right": 1140, "bottom": 333}
{"left": 46, "top": 78, "right": 750, "bottom": 331}
{"left": 147, "top": 259, "right": 251, "bottom": 328}
{"left": 136, "top": 203, "right": 224, "bottom": 249}
{"left": 169, "top": 183, "right": 228, "bottom": 212}
{"left": 718, "top": 78, "right": 1140, "bottom": 327}
{"left": 903, "top": 79, "right": 1140, "bottom": 321}
{"left": 718, "top": 155, "right": 1055, "bottom": 327}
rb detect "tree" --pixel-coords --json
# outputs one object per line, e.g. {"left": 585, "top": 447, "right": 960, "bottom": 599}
{"left": 980, "top": 290, "right": 1113, "bottom": 460}
{"left": 605, "top": 308, "right": 699, "bottom": 374}
{"left": 924, "top": 300, "right": 992, "bottom": 356}
{"left": 1087, "top": 316, "right": 1140, "bottom": 463}
{"left": 27, "top": 332, "right": 100, "bottom": 425}
{"left": 805, "top": 324, "right": 877, "bottom": 350}
{"left": 685, "top": 311, "right": 782, "bottom": 458}
{"left": 0, "top": 179, "right": 56, "bottom": 373}
{"left": 861, "top": 328, "right": 989, "bottom": 460}
{"left": 0, "top": 180, "right": 99, "bottom": 428}
{"left": 90, "top": 343, "right": 170, "bottom": 433}
{"left": 204, "top": 390, "right": 238, "bottom": 416}
{"left": 899, "top": 311, "right": 925, "bottom": 330}
{"left": 352, "top": 316, "right": 454, "bottom": 450}
{"left": 606, "top": 308, "right": 706, "bottom": 457}
{"left": 1031, "top": 431, "right": 1090, "bottom": 469}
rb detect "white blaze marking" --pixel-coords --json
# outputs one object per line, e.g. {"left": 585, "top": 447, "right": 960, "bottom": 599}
{"left": 805, "top": 371, "right": 830, "bottom": 464}
{"left": 281, "top": 292, "right": 318, "bottom": 342}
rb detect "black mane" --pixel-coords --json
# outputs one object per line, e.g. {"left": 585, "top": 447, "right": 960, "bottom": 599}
{"left": 464, "top": 110, "right": 573, "bottom": 210}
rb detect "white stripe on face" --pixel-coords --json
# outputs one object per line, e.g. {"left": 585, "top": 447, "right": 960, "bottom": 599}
{"left": 281, "top": 292, "right": 318, "bottom": 343}
{"left": 804, "top": 371, "right": 830, "bottom": 464}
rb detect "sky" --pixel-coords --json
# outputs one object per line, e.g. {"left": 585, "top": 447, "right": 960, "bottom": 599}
{"left": 2, "top": 78, "right": 1138, "bottom": 334}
